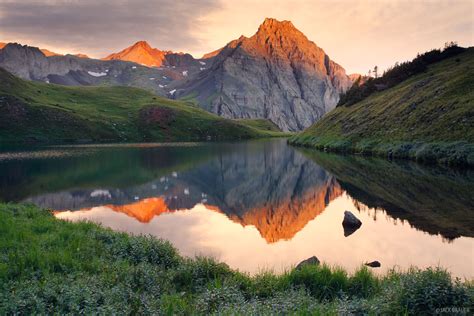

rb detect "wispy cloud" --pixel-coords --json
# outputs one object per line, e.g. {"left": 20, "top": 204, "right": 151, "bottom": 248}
{"left": 0, "top": 0, "right": 471, "bottom": 73}
{"left": 0, "top": 0, "right": 221, "bottom": 57}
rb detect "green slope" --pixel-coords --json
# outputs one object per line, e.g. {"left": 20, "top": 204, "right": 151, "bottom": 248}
{"left": 289, "top": 48, "right": 474, "bottom": 166}
{"left": 1, "top": 203, "right": 472, "bottom": 314}
{"left": 0, "top": 68, "right": 286, "bottom": 143}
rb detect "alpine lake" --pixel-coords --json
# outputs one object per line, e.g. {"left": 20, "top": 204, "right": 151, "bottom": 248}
{"left": 1, "top": 139, "right": 472, "bottom": 278}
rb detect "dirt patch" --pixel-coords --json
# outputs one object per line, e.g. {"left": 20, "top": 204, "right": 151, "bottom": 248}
{"left": 139, "top": 106, "right": 175, "bottom": 127}
{"left": 0, "top": 96, "right": 29, "bottom": 122}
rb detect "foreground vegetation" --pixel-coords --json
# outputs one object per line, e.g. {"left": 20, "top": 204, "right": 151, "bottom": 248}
{"left": 1, "top": 203, "right": 472, "bottom": 314}
{"left": 0, "top": 68, "right": 286, "bottom": 143}
{"left": 289, "top": 48, "right": 474, "bottom": 166}
{"left": 338, "top": 43, "right": 466, "bottom": 107}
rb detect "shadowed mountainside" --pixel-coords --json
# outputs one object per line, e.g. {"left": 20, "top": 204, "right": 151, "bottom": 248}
{"left": 301, "top": 149, "right": 474, "bottom": 239}
{"left": 0, "top": 67, "right": 285, "bottom": 143}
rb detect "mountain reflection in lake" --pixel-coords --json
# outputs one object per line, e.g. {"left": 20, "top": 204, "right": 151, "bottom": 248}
{"left": 1, "top": 140, "right": 473, "bottom": 278}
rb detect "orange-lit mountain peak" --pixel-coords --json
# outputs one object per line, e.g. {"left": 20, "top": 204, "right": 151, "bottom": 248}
{"left": 132, "top": 40, "right": 152, "bottom": 49}
{"left": 106, "top": 197, "right": 172, "bottom": 223}
{"left": 204, "top": 180, "right": 343, "bottom": 243}
{"left": 0, "top": 42, "right": 6, "bottom": 49}
{"left": 235, "top": 182, "right": 343, "bottom": 243}
{"left": 40, "top": 48, "right": 62, "bottom": 57}
{"left": 74, "top": 53, "right": 89, "bottom": 59}
{"left": 102, "top": 40, "right": 170, "bottom": 67}
{"left": 259, "top": 18, "right": 296, "bottom": 32}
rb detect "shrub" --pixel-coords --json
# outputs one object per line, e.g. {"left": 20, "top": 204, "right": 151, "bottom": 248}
{"left": 288, "top": 264, "right": 349, "bottom": 300}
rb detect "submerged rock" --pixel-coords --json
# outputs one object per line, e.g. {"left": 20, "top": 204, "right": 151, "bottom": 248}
{"left": 295, "top": 256, "right": 320, "bottom": 270}
{"left": 365, "top": 261, "right": 381, "bottom": 268}
{"left": 342, "top": 210, "right": 362, "bottom": 237}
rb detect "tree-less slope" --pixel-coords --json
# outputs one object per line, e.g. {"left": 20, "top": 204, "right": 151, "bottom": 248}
{"left": 289, "top": 48, "right": 474, "bottom": 166}
{"left": 0, "top": 68, "right": 285, "bottom": 143}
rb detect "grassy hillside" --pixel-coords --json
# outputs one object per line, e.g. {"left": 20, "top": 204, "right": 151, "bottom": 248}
{"left": 0, "top": 68, "right": 286, "bottom": 143}
{"left": 289, "top": 48, "right": 474, "bottom": 166}
{"left": 1, "top": 203, "right": 472, "bottom": 314}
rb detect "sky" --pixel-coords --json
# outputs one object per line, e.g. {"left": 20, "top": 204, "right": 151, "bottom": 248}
{"left": 0, "top": 0, "right": 472, "bottom": 74}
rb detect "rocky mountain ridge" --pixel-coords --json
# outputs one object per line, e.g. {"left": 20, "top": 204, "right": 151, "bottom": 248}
{"left": 1, "top": 18, "right": 353, "bottom": 130}
{"left": 174, "top": 18, "right": 352, "bottom": 131}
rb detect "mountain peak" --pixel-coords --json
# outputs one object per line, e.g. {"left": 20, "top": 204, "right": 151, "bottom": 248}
{"left": 258, "top": 18, "right": 297, "bottom": 34}
{"left": 131, "top": 40, "right": 152, "bottom": 49}
{"left": 103, "top": 40, "right": 167, "bottom": 66}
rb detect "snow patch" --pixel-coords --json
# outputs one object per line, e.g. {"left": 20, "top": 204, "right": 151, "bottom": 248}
{"left": 149, "top": 77, "right": 155, "bottom": 80}
{"left": 182, "top": 70, "right": 188, "bottom": 76}
{"left": 132, "top": 66, "right": 137, "bottom": 69}
{"left": 88, "top": 71, "right": 107, "bottom": 77}
{"left": 158, "top": 84, "right": 164, "bottom": 88}
{"left": 90, "top": 190, "right": 111, "bottom": 199}
{"left": 200, "top": 67, "right": 206, "bottom": 71}
{"left": 169, "top": 89, "right": 176, "bottom": 96}
{"left": 199, "top": 61, "right": 206, "bottom": 65}
{"left": 162, "top": 76, "right": 167, "bottom": 79}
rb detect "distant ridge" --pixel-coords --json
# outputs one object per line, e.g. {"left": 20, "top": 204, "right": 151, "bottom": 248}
{"left": 103, "top": 40, "right": 170, "bottom": 67}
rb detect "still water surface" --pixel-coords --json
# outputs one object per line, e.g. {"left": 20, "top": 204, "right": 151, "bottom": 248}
{"left": 1, "top": 140, "right": 473, "bottom": 278}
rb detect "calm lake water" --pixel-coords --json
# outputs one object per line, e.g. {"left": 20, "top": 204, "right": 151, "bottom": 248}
{"left": 1, "top": 139, "right": 473, "bottom": 278}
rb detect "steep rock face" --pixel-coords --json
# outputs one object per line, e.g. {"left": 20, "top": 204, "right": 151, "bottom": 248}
{"left": 175, "top": 18, "right": 352, "bottom": 131}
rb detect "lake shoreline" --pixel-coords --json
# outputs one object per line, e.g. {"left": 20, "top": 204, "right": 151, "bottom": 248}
{"left": 1, "top": 202, "right": 472, "bottom": 314}
{"left": 288, "top": 137, "right": 474, "bottom": 167}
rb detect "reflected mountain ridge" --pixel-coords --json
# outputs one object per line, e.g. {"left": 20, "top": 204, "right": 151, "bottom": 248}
{"left": 49, "top": 141, "right": 343, "bottom": 242}
{"left": 3, "top": 140, "right": 472, "bottom": 277}
{"left": 301, "top": 149, "right": 474, "bottom": 240}
{"left": 4, "top": 139, "right": 473, "bottom": 244}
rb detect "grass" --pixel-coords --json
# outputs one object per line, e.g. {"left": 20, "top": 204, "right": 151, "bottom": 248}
{"left": 0, "top": 67, "right": 287, "bottom": 143}
{"left": 1, "top": 203, "right": 472, "bottom": 314}
{"left": 289, "top": 48, "right": 474, "bottom": 166}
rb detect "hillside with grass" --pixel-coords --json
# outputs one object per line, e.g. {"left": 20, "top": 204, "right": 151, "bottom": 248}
{"left": 289, "top": 48, "right": 474, "bottom": 166}
{"left": 1, "top": 203, "right": 472, "bottom": 314}
{"left": 0, "top": 68, "right": 286, "bottom": 143}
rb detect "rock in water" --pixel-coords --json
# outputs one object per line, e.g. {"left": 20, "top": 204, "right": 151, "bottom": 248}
{"left": 365, "top": 261, "right": 381, "bottom": 268}
{"left": 342, "top": 210, "right": 362, "bottom": 237}
{"left": 295, "top": 256, "right": 320, "bottom": 270}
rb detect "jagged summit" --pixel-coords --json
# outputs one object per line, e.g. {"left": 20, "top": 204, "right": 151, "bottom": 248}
{"left": 258, "top": 18, "right": 297, "bottom": 33}
{"left": 103, "top": 40, "right": 170, "bottom": 67}
{"left": 176, "top": 18, "right": 352, "bottom": 131}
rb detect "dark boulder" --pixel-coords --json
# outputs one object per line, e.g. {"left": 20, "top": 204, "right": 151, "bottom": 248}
{"left": 295, "top": 256, "right": 320, "bottom": 270}
{"left": 342, "top": 210, "right": 362, "bottom": 237}
{"left": 365, "top": 261, "right": 381, "bottom": 268}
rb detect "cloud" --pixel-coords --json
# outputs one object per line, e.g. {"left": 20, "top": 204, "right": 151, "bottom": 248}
{"left": 0, "top": 0, "right": 471, "bottom": 73}
{"left": 198, "top": 0, "right": 473, "bottom": 73}
{"left": 0, "top": 0, "right": 221, "bottom": 57}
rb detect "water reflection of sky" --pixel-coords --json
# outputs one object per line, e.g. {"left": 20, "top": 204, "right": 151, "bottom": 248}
{"left": 55, "top": 193, "right": 474, "bottom": 279}
{"left": 2, "top": 140, "right": 473, "bottom": 279}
